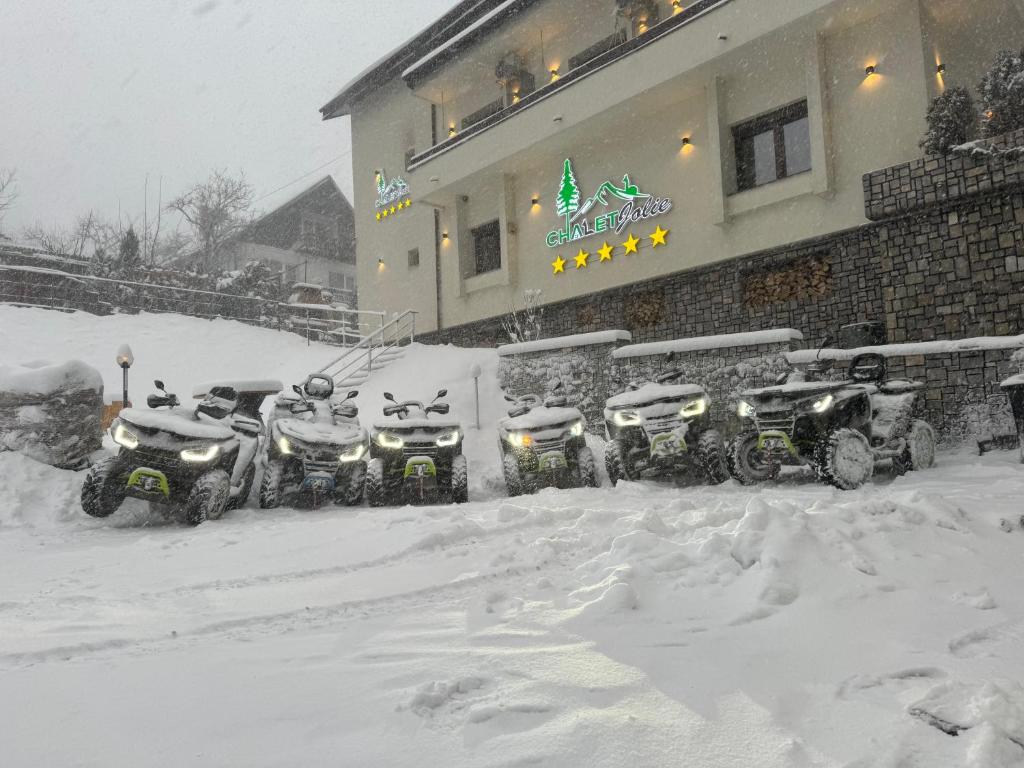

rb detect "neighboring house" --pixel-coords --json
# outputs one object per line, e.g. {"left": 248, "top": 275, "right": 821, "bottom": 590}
{"left": 206, "top": 175, "right": 358, "bottom": 307}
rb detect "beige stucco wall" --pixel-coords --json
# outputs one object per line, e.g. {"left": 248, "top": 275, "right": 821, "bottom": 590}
{"left": 347, "top": 0, "right": 1022, "bottom": 334}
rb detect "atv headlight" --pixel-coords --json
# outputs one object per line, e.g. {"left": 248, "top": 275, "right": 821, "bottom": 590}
{"left": 737, "top": 401, "right": 755, "bottom": 419}
{"left": 278, "top": 436, "right": 293, "bottom": 455}
{"left": 508, "top": 432, "right": 533, "bottom": 448}
{"left": 570, "top": 421, "right": 584, "bottom": 437}
{"left": 180, "top": 444, "right": 221, "bottom": 463}
{"left": 376, "top": 432, "right": 404, "bottom": 449}
{"left": 339, "top": 444, "right": 365, "bottom": 463}
{"left": 811, "top": 394, "right": 835, "bottom": 414}
{"left": 112, "top": 423, "right": 139, "bottom": 450}
{"left": 680, "top": 397, "right": 708, "bottom": 418}
{"left": 612, "top": 411, "right": 643, "bottom": 427}
{"left": 436, "top": 430, "right": 460, "bottom": 447}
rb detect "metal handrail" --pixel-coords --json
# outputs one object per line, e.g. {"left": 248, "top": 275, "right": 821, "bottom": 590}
{"left": 318, "top": 310, "right": 417, "bottom": 384}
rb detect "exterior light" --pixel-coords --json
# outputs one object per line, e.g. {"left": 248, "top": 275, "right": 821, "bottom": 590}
{"left": 865, "top": 65, "right": 876, "bottom": 76}
{"left": 377, "top": 258, "right": 385, "bottom": 272}
{"left": 638, "top": 19, "right": 648, "bottom": 33}
{"left": 936, "top": 63, "right": 945, "bottom": 74}
{"left": 115, "top": 344, "right": 133, "bottom": 408}
{"left": 673, "top": 0, "right": 683, "bottom": 13}
{"left": 512, "top": 90, "right": 520, "bottom": 104}
{"left": 681, "top": 137, "right": 691, "bottom": 147}
{"left": 984, "top": 109, "right": 995, "bottom": 121}
{"left": 448, "top": 124, "right": 456, "bottom": 137}
{"left": 549, "top": 67, "right": 560, "bottom": 82}
{"left": 531, "top": 195, "right": 540, "bottom": 207}
{"left": 442, "top": 231, "right": 449, "bottom": 241}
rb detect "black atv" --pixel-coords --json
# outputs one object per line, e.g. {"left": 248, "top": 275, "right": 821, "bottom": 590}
{"left": 727, "top": 352, "right": 936, "bottom": 490}
{"left": 366, "top": 389, "right": 468, "bottom": 506}
{"left": 81, "top": 380, "right": 280, "bottom": 525}
{"left": 603, "top": 369, "right": 729, "bottom": 486}
{"left": 498, "top": 390, "right": 599, "bottom": 495}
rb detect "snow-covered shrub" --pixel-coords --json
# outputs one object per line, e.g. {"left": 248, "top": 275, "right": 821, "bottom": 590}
{"left": 978, "top": 48, "right": 1024, "bottom": 138}
{"left": 920, "top": 86, "right": 976, "bottom": 154}
{"left": 501, "top": 289, "right": 543, "bottom": 343}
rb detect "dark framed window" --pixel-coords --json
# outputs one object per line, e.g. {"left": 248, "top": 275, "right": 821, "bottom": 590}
{"left": 732, "top": 100, "right": 811, "bottom": 193}
{"left": 471, "top": 220, "right": 501, "bottom": 275}
{"left": 408, "top": 247, "right": 420, "bottom": 268}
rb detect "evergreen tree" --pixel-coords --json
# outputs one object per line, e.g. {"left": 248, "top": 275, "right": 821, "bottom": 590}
{"left": 556, "top": 158, "right": 581, "bottom": 232}
{"left": 978, "top": 48, "right": 1024, "bottom": 138}
{"left": 118, "top": 226, "right": 141, "bottom": 275}
{"left": 921, "top": 86, "right": 976, "bottom": 154}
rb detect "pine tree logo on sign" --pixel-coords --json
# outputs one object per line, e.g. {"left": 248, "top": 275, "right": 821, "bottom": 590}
{"left": 545, "top": 158, "right": 672, "bottom": 248}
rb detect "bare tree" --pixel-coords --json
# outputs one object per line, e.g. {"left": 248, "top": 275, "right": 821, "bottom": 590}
{"left": 22, "top": 211, "right": 100, "bottom": 258}
{"left": 0, "top": 168, "right": 17, "bottom": 226}
{"left": 502, "top": 289, "right": 544, "bottom": 343}
{"left": 167, "top": 170, "right": 254, "bottom": 270}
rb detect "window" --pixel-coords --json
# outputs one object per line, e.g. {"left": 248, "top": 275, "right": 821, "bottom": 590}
{"left": 471, "top": 220, "right": 501, "bottom": 275}
{"left": 732, "top": 101, "right": 811, "bottom": 193}
{"left": 408, "top": 247, "right": 420, "bottom": 268}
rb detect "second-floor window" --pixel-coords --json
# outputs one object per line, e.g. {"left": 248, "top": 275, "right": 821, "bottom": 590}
{"left": 732, "top": 100, "right": 812, "bottom": 193}
{"left": 472, "top": 220, "right": 501, "bottom": 275}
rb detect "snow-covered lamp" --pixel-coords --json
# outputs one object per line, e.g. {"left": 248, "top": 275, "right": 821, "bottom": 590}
{"left": 116, "top": 344, "right": 134, "bottom": 407}
{"left": 470, "top": 363, "right": 482, "bottom": 431}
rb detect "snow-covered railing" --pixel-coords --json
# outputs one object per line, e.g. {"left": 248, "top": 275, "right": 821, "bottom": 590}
{"left": 787, "top": 334, "right": 1024, "bottom": 364}
{"left": 614, "top": 329, "right": 803, "bottom": 359}
{"left": 317, "top": 310, "right": 418, "bottom": 385}
{"left": 497, "top": 330, "right": 632, "bottom": 357}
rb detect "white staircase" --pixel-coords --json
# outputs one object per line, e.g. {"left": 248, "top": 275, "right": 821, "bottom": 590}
{"left": 318, "top": 310, "right": 417, "bottom": 389}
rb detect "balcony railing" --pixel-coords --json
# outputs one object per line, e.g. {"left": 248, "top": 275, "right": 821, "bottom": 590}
{"left": 407, "top": 0, "right": 732, "bottom": 171}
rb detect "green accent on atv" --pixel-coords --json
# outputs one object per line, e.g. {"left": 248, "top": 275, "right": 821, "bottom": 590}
{"left": 126, "top": 468, "right": 170, "bottom": 497}
{"left": 403, "top": 458, "right": 437, "bottom": 479}
{"left": 757, "top": 430, "right": 799, "bottom": 457}
{"left": 650, "top": 431, "right": 687, "bottom": 457}
{"left": 537, "top": 451, "right": 568, "bottom": 470}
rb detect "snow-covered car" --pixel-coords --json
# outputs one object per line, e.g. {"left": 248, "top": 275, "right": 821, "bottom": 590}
{"left": 603, "top": 370, "right": 729, "bottom": 486}
{"left": 366, "top": 390, "right": 467, "bottom": 506}
{"left": 81, "top": 379, "right": 282, "bottom": 525}
{"left": 728, "top": 352, "right": 936, "bottom": 490}
{"left": 260, "top": 374, "right": 367, "bottom": 508}
{"left": 498, "top": 391, "right": 598, "bottom": 495}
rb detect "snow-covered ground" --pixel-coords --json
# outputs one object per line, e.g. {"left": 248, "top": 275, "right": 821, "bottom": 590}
{"left": 2, "top": 307, "right": 1024, "bottom": 767}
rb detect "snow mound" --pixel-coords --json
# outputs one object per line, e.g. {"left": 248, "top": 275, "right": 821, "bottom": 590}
{"left": 0, "top": 453, "right": 83, "bottom": 528}
{"left": 0, "top": 360, "right": 103, "bottom": 397}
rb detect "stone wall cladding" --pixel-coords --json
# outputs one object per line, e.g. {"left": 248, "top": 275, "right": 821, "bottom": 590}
{"left": 497, "top": 341, "right": 622, "bottom": 434}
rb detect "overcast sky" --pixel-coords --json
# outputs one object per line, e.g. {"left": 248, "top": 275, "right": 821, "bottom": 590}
{"left": 1, "top": 0, "right": 459, "bottom": 235}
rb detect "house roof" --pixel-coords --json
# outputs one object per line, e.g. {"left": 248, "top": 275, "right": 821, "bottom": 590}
{"left": 319, "top": 0, "right": 540, "bottom": 120}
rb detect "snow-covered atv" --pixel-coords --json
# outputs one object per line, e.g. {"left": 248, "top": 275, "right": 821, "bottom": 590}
{"left": 498, "top": 391, "right": 599, "bottom": 495}
{"left": 728, "top": 352, "right": 936, "bottom": 490}
{"left": 82, "top": 379, "right": 281, "bottom": 525}
{"left": 603, "top": 369, "right": 729, "bottom": 486}
{"left": 260, "top": 374, "right": 368, "bottom": 508}
{"left": 366, "top": 389, "right": 467, "bottom": 506}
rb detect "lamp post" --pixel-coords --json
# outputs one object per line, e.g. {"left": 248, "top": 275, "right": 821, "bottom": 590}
{"left": 470, "top": 364, "right": 482, "bottom": 431}
{"left": 116, "top": 344, "right": 134, "bottom": 408}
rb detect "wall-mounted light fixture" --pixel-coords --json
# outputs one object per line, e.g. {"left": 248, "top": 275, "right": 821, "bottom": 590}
{"left": 442, "top": 231, "right": 450, "bottom": 241}
{"left": 637, "top": 19, "right": 649, "bottom": 34}
{"left": 512, "top": 90, "right": 521, "bottom": 104}
{"left": 681, "top": 137, "right": 691, "bottom": 147}
{"left": 377, "top": 258, "right": 386, "bottom": 272}
{"left": 672, "top": 0, "right": 683, "bottom": 15}
{"left": 549, "top": 67, "right": 560, "bottom": 82}
{"left": 936, "top": 63, "right": 946, "bottom": 75}
{"left": 531, "top": 195, "right": 540, "bottom": 207}
{"left": 448, "top": 124, "right": 457, "bottom": 137}
{"left": 864, "top": 64, "right": 877, "bottom": 76}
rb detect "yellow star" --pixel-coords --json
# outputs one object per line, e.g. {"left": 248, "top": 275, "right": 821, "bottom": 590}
{"left": 597, "top": 242, "right": 614, "bottom": 262}
{"left": 622, "top": 233, "right": 640, "bottom": 254}
{"left": 552, "top": 255, "right": 566, "bottom": 274}
{"left": 375, "top": 211, "right": 382, "bottom": 221}
{"left": 650, "top": 226, "right": 669, "bottom": 247}
{"left": 390, "top": 205, "right": 397, "bottom": 215}
{"left": 381, "top": 209, "right": 388, "bottom": 218}
{"left": 405, "top": 199, "right": 412, "bottom": 208}
{"left": 574, "top": 249, "right": 589, "bottom": 269}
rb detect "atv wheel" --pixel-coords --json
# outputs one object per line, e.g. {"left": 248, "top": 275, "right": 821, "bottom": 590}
{"left": 184, "top": 470, "right": 231, "bottom": 525}
{"left": 726, "top": 432, "right": 780, "bottom": 485}
{"left": 451, "top": 454, "right": 469, "bottom": 504}
{"left": 577, "top": 446, "right": 600, "bottom": 488}
{"left": 816, "top": 428, "right": 874, "bottom": 491}
{"left": 81, "top": 455, "right": 128, "bottom": 518}
{"left": 365, "top": 458, "right": 387, "bottom": 508}
{"left": 905, "top": 420, "right": 936, "bottom": 471}
{"left": 696, "top": 430, "right": 729, "bottom": 485}
{"left": 259, "top": 459, "right": 287, "bottom": 509}
{"left": 226, "top": 462, "right": 256, "bottom": 511}
{"left": 502, "top": 454, "right": 524, "bottom": 497}
{"left": 604, "top": 439, "right": 636, "bottom": 486}
{"left": 337, "top": 462, "right": 367, "bottom": 506}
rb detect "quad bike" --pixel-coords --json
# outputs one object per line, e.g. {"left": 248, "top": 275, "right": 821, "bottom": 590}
{"left": 603, "top": 367, "right": 729, "bottom": 486}
{"left": 260, "top": 374, "right": 368, "bottom": 508}
{"left": 81, "top": 379, "right": 281, "bottom": 525}
{"left": 366, "top": 389, "right": 467, "bottom": 506}
{"left": 727, "top": 351, "right": 936, "bottom": 490}
{"left": 498, "top": 387, "right": 599, "bottom": 495}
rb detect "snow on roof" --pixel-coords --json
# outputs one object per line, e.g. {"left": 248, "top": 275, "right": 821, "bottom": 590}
{"left": 605, "top": 383, "right": 706, "bottom": 409}
{"left": 401, "top": 0, "right": 519, "bottom": 81}
{"left": 498, "top": 330, "right": 632, "bottom": 357}
{"left": 788, "top": 334, "right": 1024, "bottom": 364}
{"left": 614, "top": 329, "right": 804, "bottom": 359}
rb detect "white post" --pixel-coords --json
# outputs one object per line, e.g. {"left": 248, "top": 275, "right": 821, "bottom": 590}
{"left": 470, "top": 364, "right": 482, "bottom": 431}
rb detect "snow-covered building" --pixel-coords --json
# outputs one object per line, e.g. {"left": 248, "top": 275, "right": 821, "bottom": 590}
{"left": 321, "top": 0, "right": 1024, "bottom": 342}
{"left": 215, "top": 176, "right": 358, "bottom": 306}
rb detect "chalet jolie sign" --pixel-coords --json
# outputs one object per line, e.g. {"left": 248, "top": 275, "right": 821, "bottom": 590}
{"left": 374, "top": 169, "right": 412, "bottom": 221}
{"left": 545, "top": 158, "right": 673, "bottom": 248}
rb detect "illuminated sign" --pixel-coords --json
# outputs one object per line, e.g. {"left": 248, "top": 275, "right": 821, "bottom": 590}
{"left": 546, "top": 158, "right": 672, "bottom": 248}
{"left": 374, "top": 169, "right": 412, "bottom": 221}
